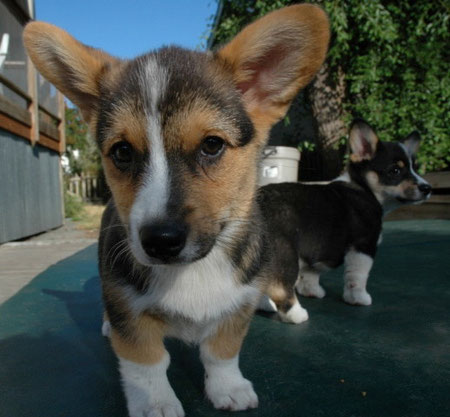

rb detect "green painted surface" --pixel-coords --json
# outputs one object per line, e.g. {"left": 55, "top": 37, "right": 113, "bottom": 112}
{"left": 0, "top": 220, "right": 449, "bottom": 417}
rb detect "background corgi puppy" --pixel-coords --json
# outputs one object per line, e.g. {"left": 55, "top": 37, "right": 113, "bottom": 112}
{"left": 258, "top": 119, "right": 431, "bottom": 324}
{"left": 23, "top": 5, "right": 329, "bottom": 416}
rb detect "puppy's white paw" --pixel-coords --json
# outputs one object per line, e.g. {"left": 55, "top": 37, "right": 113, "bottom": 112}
{"left": 206, "top": 375, "right": 258, "bottom": 411}
{"left": 280, "top": 301, "right": 309, "bottom": 324}
{"left": 343, "top": 288, "right": 372, "bottom": 306}
{"left": 129, "top": 399, "right": 184, "bottom": 417}
{"left": 120, "top": 356, "right": 185, "bottom": 417}
{"left": 296, "top": 280, "right": 326, "bottom": 299}
{"left": 102, "top": 320, "right": 111, "bottom": 337}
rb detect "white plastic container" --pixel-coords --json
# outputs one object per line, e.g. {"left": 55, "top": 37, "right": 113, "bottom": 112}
{"left": 259, "top": 146, "right": 301, "bottom": 186}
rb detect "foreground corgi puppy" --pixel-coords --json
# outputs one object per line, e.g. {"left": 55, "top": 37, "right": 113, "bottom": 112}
{"left": 258, "top": 119, "right": 431, "bottom": 324}
{"left": 24, "top": 5, "right": 329, "bottom": 415}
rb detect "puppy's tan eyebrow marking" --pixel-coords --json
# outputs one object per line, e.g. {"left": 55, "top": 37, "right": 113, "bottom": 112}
{"left": 397, "top": 160, "right": 405, "bottom": 168}
{"left": 101, "top": 102, "right": 149, "bottom": 154}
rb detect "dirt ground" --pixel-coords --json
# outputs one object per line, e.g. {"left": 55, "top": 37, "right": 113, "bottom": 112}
{"left": 73, "top": 204, "right": 105, "bottom": 238}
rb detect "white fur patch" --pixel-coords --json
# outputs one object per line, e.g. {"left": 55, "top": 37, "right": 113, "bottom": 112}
{"left": 200, "top": 345, "right": 258, "bottom": 411}
{"left": 343, "top": 248, "right": 373, "bottom": 306}
{"left": 102, "top": 320, "right": 111, "bottom": 337}
{"left": 377, "top": 233, "right": 383, "bottom": 245}
{"left": 129, "top": 58, "right": 170, "bottom": 265}
{"left": 124, "top": 244, "right": 260, "bottom": 329}
{"left": 279, "top": 298, "right": 309, "bottom": 324}
{"left": 119, "top": 353, "right": 185, "bottom": 417}
{"left": 399, "top": 143, "right": 431, "bottom": 193}
{"left": 333, "top": 171, "right": 351, "bottom": 183}
{"left": 296, "top": 271, "right": 326, "bottom": 299}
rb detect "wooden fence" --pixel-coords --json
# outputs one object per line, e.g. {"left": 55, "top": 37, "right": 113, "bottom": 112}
{"left": 67, "top": 175, "right": 108, "bottom": 203}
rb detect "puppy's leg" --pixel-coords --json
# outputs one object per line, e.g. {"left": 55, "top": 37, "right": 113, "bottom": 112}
{"left": 265, "top": 242, "right": 308, "bottom": 323}
{"left": 110, "top": 315, "right": 184, "bottom": 417}
{"left": 296, "top": 270, "right": 326, "bottom": 298}
{"left": 342, "top": 249, "right": 373, "bottom": 306}
{"left": 276, "top": 291, "right": 309, "bottom": 324}
{"left": 200, "top": 307, "right": 258, "bottom": 411}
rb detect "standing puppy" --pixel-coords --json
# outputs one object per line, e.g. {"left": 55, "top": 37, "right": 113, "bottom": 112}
{"left": 258, "top": 120, "right": 432, "bottom": 324}
{"left": 24, "top": 5, "right": 329, "bottom": 416}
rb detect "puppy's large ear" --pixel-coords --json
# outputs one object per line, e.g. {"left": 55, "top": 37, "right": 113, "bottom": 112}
{"left": 23, "top": 22, "right": 118, "bottom": 122}
{"left": 349, "top": 119, "right": 379, "bottom": 162}
{"left": 401, "top": 131, "right": 421, "bottom": 156}
{"left": 216, "top": 4, "right": 329, "bottom": 131}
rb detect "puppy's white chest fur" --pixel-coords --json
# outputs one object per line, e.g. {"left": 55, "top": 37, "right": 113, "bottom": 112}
{"left": 126, "top": 246, "right": 260, "bottom": 327}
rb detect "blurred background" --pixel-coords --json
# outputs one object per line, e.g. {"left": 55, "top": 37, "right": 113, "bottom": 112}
{"left": 0, "top": 0, "right": 449, "bottom": 245}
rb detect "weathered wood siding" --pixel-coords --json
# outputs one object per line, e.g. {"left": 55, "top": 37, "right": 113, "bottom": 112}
{"left": 0, "top": 128, "right": 63, "bottom": 243}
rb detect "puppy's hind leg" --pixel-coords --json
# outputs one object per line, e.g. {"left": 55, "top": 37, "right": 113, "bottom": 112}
{"left": 296, "top": 269, "right": 326, "bottom": 299}
{"left": 277, "top": 291, "right": 309, "bottom": 324}
{"left": 342, "top": 249, "right": 373, "bottom": 306}
{"left": 266, "top": 245, "right": 308, "bottom": 324}
{"left": 266, "top": 280, "right": 308, "bottom": 324}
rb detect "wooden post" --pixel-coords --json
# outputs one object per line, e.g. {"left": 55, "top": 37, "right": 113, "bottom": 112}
{"left": 27, "top": 58, "right": 39, "bottom": 145}
{"left": 57, "top": 92, "right": 65, "bottom": 153}
{"left": 57, "top": 91, "right": 66, "bottom": 220}
{"left": 81, "top": 175, "right": 86, "bottom": 201}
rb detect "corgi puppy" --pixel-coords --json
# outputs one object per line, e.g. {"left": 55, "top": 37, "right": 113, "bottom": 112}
{"left": 23, "top": 5, "right": 329, "bottom": 416}
{"left": 258, "top": 119, "right": 431, "bottom": 324}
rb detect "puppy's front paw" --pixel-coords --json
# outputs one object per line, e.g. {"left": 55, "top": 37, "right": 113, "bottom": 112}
{"left": 206, "top": 375, "right": 258, "bottom": 411}
{"left": 343, "top": 288, "right": 372, "bottom": 306}
{"left": 126, "top": 386, "right": 185, "bottom": 417}
{"left": 120, "top": 356, "right": 185, "bottom": 417}
{"left": 129, "top": 400, "right": 184, "bottom": 417}
{"left": 279, "top": 301, "right": 309, "bottom": 324}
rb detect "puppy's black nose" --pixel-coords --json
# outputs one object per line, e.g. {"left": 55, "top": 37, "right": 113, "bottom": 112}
{"left": 140, "top": 223, "right": 187, "bottom": 259}
{"left": 418, "top": 183, "right": 432, "bottom": 195}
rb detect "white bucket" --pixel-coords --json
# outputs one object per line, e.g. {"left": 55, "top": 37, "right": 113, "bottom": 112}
{"left": 259, "top": 146, "right": 301, "bottom": 186}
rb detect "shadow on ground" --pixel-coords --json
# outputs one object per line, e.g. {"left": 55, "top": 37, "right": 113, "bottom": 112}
{"left": 0, "top": 220, "right": 449, "bottom": 417}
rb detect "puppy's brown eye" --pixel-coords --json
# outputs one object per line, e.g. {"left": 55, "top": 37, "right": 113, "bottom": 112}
{"left": 389, "top": 166, "right": 401, "bottom": 176}
{"left": 201, "top": 136, "right": 225, "bottom": 157}
{"left": 111, "top": 141, "right": 133, "bottom": 170}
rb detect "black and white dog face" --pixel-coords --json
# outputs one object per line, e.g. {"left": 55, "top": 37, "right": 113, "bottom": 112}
{"left": 348, "top": 119, "right": 432, "bottom": 210}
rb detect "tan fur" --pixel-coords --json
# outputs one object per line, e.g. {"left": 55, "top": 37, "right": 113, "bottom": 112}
{"left": 104, "top": 107, "right": 149, "bottom": 155}
{"left": 206, "top": 304, "right": 255, "bottom": 360}
{"left": 102, "top": 158, "right": 139, "bottom": 222}
{"left": 366, "top": 171, "right": 420, "bottom": 202}
{"left": 266, "top": 282, "right": 288, "bottom": 304}
{"left": 164, "top": 102, "right": 243, "bottom": 152}
{"left": 110, "top": 314, "right": 167, "bottom": 364}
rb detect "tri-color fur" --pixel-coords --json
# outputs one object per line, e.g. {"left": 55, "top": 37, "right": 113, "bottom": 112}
{"left": 23, "top": 5, "right": 330, "bottom": 416}
{"left": 258, "top": 119, "right": 432, "bottom": 323}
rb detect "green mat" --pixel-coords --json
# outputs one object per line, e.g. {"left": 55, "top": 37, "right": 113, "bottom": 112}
{"left": 1, "top": 220, "right": 449, "bottom": 417}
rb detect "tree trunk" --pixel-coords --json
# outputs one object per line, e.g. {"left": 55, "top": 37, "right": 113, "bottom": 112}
{"left": 308, "top": 62, "right": 347, "bottom": 179}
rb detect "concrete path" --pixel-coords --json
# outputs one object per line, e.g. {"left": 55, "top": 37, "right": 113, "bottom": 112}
{"left": 0, "top": 220, "right": 96, "bottom": 304}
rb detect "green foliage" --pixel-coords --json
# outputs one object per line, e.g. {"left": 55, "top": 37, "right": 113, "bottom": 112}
{"left": 211, "top": 0, "right": 450, "bottom": 172}
{"left": 64, "top": 190, "right": 85, "bottom": 220}
{"left": 298, "top": 140, "right": 316, "bottom": 152}
{"left": 65, "top": 107, "right": 101, "bottom": 176}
